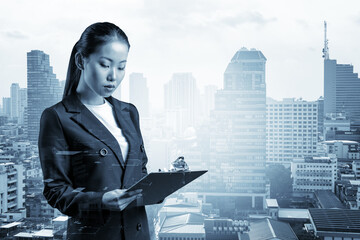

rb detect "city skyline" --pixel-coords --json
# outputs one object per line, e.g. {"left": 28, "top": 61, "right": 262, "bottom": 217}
{"left": 2, "top": 0, "right": 360, "bottom": 107}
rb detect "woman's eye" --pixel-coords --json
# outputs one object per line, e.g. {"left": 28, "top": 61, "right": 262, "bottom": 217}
{"left": 100, "top": 63, "right": 109, "bottom": 68}
{"left": 118, "top": 66, "right": 125, "bottom": 71}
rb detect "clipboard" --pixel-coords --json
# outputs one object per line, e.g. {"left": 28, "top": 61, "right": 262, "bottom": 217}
{"left": 126, "top": 170, "right": 207, "bottom": 205}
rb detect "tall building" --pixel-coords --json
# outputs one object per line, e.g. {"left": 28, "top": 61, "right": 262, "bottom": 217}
{"left": 317, "top": 97, "right": 324, "bottom": 139}
{"left": 10, "top": 83, "right": 20, "bottom": 121}
{"left": 201, "top": 85, "right": 218, "bottom": 119}
{"left": 2, "top": 97, "right": 11, "bottom": 117}
{"left": 18, "top": 88, "right": 27, "bottom": 125}
{"left": 266, "top": 98, "right": 318, "bottom": 166}
{"left": 129, "top": 73, "right": 149, "bottom": 117}
{"left": 205, "top": 48, "right": 267, "bottom": 210}
{"left": 27, "top": 50, "right": 62, "bottom": 142}
{"left": 323, "top": 22, "right": 360, "bottom": 130}
{"left": 164, "top": 73, "right": 200, "bottom": 135}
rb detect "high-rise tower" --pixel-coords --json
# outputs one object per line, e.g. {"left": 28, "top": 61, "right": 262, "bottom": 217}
{"left": 129, "top": 73, "right": 150, "bottom": 117}
{"left": 27, "top": 50, "right": 62, "bottom": 142}
{"left": 323, "top": 22, "right": 360, "bottom": 130}
{"left": 205, "top": 48, "right": 267, "bottom": 211}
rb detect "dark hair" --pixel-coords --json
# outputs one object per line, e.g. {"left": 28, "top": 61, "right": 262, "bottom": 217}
{"left": 63, "top": 22, "right": 130, "bottom": 99}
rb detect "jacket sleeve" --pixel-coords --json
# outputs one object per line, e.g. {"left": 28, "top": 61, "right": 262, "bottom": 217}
{"left": 38, "top": 107, "right": 108, "bottom": 225}
{"left": 129, "top": 103, "right": 148, "bottom": 177}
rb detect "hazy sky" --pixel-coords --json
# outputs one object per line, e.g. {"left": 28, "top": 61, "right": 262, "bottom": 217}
{"left": 1, "top": 0, "right": 360, "bottom": 107}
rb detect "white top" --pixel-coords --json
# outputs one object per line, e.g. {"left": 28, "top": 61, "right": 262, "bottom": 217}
{"left": 83, "top": 99, "right": 129, "bottom": 162}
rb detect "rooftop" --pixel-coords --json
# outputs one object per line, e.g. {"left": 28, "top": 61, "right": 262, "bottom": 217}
{"left": 314, "top": 190, "right": 346, "bottom": 209}
{"left": 0, "top": 221, "right": 22, "bottom": 228}
{"left": 265, "top": 199, "right": 279, "bottom": 208}
{"left": 159, "top": 212, "right": 205, "bottom": 235}
{"left": 231, "top": 48, "right": 267, "bottom": 61}
{"left": 309, "top": 208, "right": 360, "bottom": 233}
{"left": 247, "top": 218, "right": 298, "bottom": 240}
{"left": 278, "top": 208, "right": 310, "bottom": 220}
{"left": 53, "top": 215, "right": 69, "bottom": 222}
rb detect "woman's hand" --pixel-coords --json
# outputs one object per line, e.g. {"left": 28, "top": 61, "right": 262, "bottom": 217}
{"left": 102, "top": 189, "right": 142, "bottom": 211}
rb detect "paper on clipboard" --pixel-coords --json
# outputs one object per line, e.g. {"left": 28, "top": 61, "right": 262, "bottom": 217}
{"left": 126, "top": 170, "right": 207, "bottom": 205}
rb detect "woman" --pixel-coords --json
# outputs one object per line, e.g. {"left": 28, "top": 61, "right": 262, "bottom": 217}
{"left": 38, "top": 22, "right": 150, "bottom": 239}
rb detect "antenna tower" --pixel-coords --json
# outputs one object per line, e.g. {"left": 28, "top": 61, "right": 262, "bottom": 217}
{"left": 322, "top": 21, "right": 329, "bottom": 59}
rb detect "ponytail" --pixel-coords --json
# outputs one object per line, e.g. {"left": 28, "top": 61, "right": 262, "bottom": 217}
{"left": 63, "top": 43, "right": 81, "bottom": 99}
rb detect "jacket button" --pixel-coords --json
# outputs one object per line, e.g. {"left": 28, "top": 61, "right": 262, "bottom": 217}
{"left": 140, "top": 145, "right": 145, "bottom": 152}
{"left": 99, "top": 148, "right": 108, "bottom": 157}
{"left": 136, "top": 223, "right": 142, "bottom": 231}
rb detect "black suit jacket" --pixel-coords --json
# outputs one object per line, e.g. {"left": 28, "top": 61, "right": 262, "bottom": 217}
{"left": 38, "top": 93, "right": 150, "bottom": 240}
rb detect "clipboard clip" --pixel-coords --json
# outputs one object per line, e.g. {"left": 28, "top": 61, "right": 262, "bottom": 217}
{"left": 169, "top": 156, "right": 189, "bottom": 172}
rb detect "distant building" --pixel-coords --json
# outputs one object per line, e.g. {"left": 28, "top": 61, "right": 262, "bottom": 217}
{"left": 266, "top": 98, "right": 318, "bottom": 165}
{"left": 313, "top": 190, "right": 345, "bottom": 209}
{"left": 0, "top": 162, "right": 24, "bottom": 214}
{"left": 317, "top": 97, "right": 324, "bottom": 139}
{"left": 27, "top": 50, "right": 62, "bottom": 142}
{"left": 2, "top": 97, "right": 11, "bottom": 117}
{"left": 164, "top": 72, "right": 200, "bottom": 135}
{"left": 10, "top": 83, "right": 20, "bottom": 121}
{"left": 129, "top": 73, "right": 150, "bottom": 117}
{"left": 291, "top": 156, "right": 337, "bottom": 192}
{"left": 320, "top": 140, "right": 360, "bottom": 162}
{"left": 323, "top": 112, "right": 351, "bottom": 141}
{"left": 323, "top": 28, "right": 360, "bottom": 130}
{"left": 18, "top": 88, "right": 27, "bottom": 125}
{"left": 240, "top": 218, "right": 298, "bottom": 240}
{"left": 335, "top": 180, "right": 360, "bottom": 209}
{"left": 158, "top": 213, "right": 205, "bottom": 240}
{"left": 309, "top": 208, "right": 360, "bottom": 239}
{"left": 201, "top": 85, "right": 218, "bottom": 119}
{"left": 205, "top": 218, "right": 248, "bottom": 240}
{"left": 205, "top": 48, "right": 267, "bottom": 210}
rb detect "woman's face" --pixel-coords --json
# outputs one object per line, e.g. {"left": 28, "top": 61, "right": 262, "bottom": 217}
{"left": 81, "top": 40, "right": 129, "bottom": 100}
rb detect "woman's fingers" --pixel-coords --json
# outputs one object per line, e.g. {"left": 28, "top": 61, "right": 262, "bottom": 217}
{"left": 118, "top": 195, "right": 138, "bottom": 211}
{"left": 102, "top": 189, "right": 142, "bottom": 210}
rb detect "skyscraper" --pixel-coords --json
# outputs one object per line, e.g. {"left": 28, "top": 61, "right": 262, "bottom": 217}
{"left": 129, "top": 73, "right": 149, "bottom": 117}
{"left": 19, "top": 88, "right": 27, "bottom": 125}
{"left": 205, "top": 48, "right": 268, "bottom": 210}
{"left": 164, "top": 73, "right": 200, "bottom": 135}
{"left": 10, "top": 83, "right": 20, "bottom": 121}
{"left": 27, "top": 50, "right": 62, "bottom": 142}
{"left": 323, "top": 22, "right": 360, "bottom": 130}
{"left": 2, "top": 97, "right": 11, "bottom": 117}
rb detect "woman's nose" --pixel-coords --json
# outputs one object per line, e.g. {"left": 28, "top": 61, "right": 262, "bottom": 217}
{"left": 107, "top": 68, "right": 117, "bottom": 81}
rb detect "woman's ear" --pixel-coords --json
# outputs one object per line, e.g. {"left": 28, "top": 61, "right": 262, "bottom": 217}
{"left": 75, "top": 52, "right": 84, "bottom": 70}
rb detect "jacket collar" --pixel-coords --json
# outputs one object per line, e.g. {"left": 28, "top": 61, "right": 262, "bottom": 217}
{"left": 61, "top": 93, "right": 138, "bottom": 170}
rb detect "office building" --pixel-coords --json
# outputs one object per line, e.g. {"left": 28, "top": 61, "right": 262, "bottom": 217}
{"left": 323, "top": 22, "right": 360, "bottom": 130}
{"left": 27, "top": 50, "right": 62, "bottom": 142}
{"left": 0, "top": 162, "right": 24, "bottom": 214}
{"left": 2, "top": 97, "right": 11, "bottom": 117}
{"left": 291, "top": 156, "right": 337, "bottom": 193}
{"left": 317, "top": 97, "right": 324, "bottom": 139}
{"left": 164, "top": 73, "right": 200, "bottom": 135}
{"left": 201, "top": 85, "right": 218, "bottom": 119}
{"left": 10, "top": 83, "right": 20, "bottom": 121}
{"left": 129, "top": 73, "right": 150, "bottom": 117}
{"left": 266, "top": 98, "right": 318, "bottom": 165}
{"left": 18, "top": 88, "right": 27, "bottom": 125}
{"left": 205, "top": 48, "right": 267, "bottom": 210}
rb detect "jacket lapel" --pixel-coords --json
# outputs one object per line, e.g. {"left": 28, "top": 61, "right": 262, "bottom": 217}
{"left": 62, "top": 94, "right": 126, "bottom": 169}
{"left": 106, "top": 97, "right": 142, "bottom": 188}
